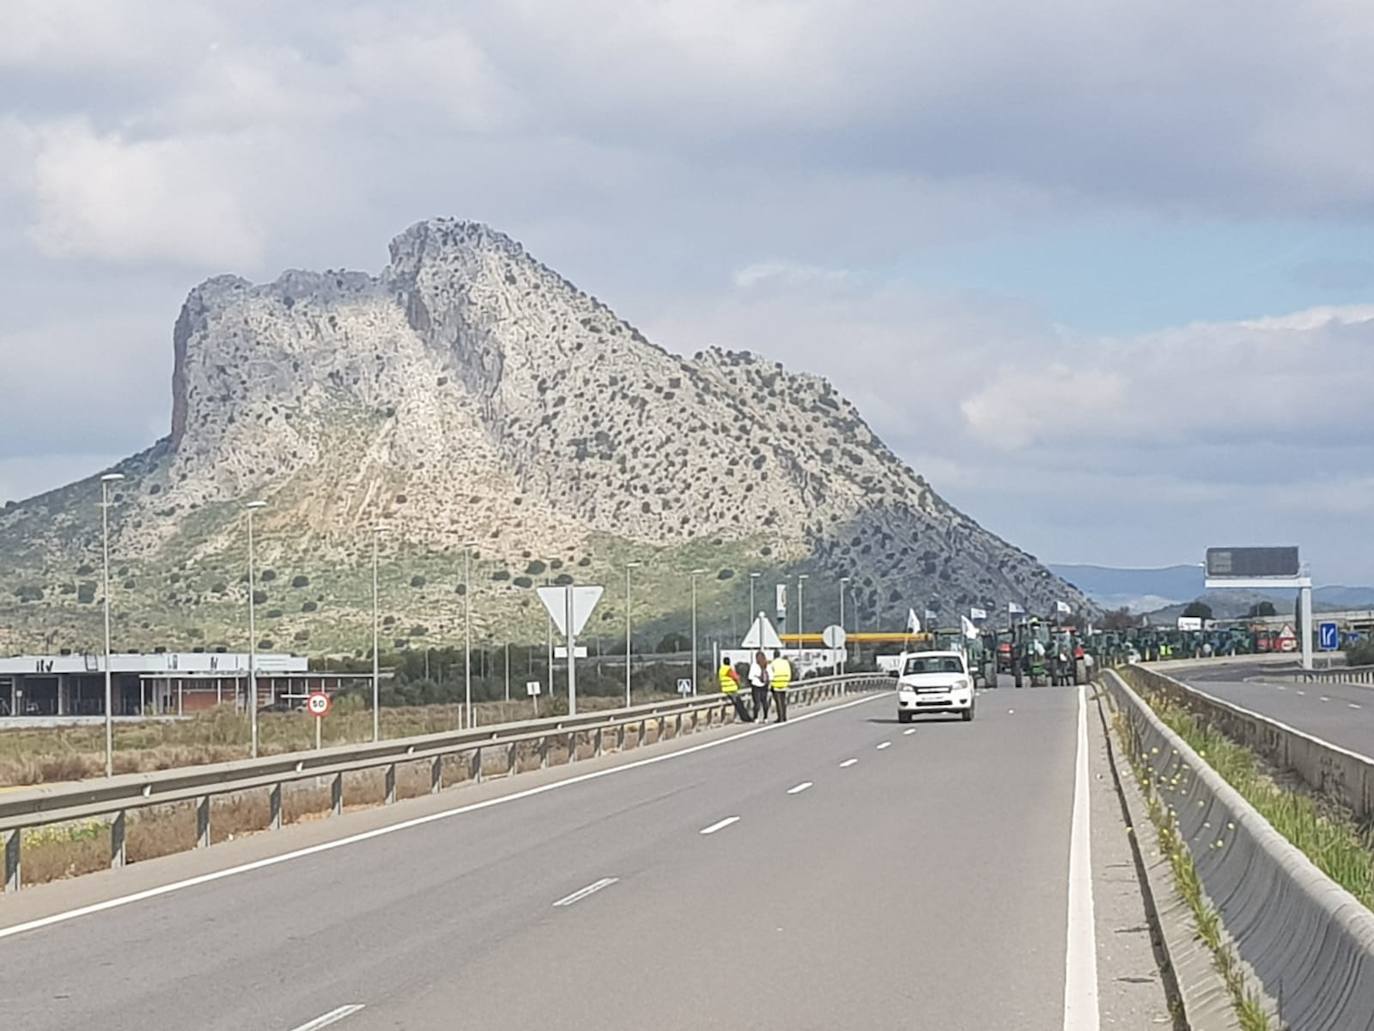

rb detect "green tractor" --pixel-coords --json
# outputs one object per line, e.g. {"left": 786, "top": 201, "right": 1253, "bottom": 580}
{"left": 1011, "top": 619, "right": 1052, "bottom": 688}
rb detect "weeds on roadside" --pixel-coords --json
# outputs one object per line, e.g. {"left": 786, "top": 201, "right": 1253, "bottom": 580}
{"left": 1114, "top": 711, "right": 1276, "bottom": 1031}
{"left": 1141, "top": 696, "right": 1374, "bottom": 910}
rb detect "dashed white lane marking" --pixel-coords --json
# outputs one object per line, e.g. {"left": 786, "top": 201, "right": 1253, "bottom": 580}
{"left": 1275, "top": 685, "right": 1286, "bottom": 691}
{"left": 1350, "top": 703, "right": 1362, "bottom": 710}
{"left": 876, "top": 741, "right": 892, "bottom": 750}
{"left": 903, "top": 728, "right": 917, "bottom": 736}
{"left": 1063, "top": 684, "right": 1099, "bottom": 1031}
{"left": 839, "top": 758, "right": 858, "bottom": 768}
{"left": 1321, "top": 696, "right": 1330, "bottom": 703}
{"left": 1297, "top": 690, "right": 1306, "bottom": 696}
{"left": 700, "top": 816, "right": 740, "bottom": 835}
{"left": 0, "top": 690, "right": 890, "bottom": 943}
{"left": 553, "top": 877, "right": 619, "bottom": 908}
{"left": 787, "top": 782, "right": 813, "bottom": 795}
{"left": 291, "top": 1005, "right": 366, "bottom": 1031}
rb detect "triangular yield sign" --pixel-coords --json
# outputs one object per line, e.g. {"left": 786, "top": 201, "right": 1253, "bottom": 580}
{"left": 741, "top": 614, "right": 783, "bottom": 650}
{"left": 537, "top": 585, "right": 604, "bottom": 636}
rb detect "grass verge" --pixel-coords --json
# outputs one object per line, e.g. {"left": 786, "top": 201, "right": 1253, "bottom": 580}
{"left": 1140, "top": 693, "right": 1374, "bottom": 910}
{"left": 1115, "top": 708, "right": 1275, "bottom": 1031}
{"left": 0, "top": 693, "right": 673, "bottom": 788}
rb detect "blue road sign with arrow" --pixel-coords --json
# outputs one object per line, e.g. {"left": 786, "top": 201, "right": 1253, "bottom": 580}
{"left": 1318, "top": 621, "right": 1339, "bottom": 651}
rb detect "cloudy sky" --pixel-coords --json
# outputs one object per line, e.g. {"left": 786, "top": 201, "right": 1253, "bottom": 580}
{"left": 2, "top": 0, "right": 1372, "bottom": 582}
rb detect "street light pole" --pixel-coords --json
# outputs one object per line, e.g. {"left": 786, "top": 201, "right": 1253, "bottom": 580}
{"left": 463, "top": 542, "right": 477, "bottom": 729}
{"left": 625, "top": 561, "right": 641, "bottom": 707}
{"left": 690, "top": 568, "right": 707, "bottom": 695}
{"left": 245, "top": 500, "right": 267, "bottom": 759}
{"left": 749, "top": 572, "right": 760, "bottom": 632}
{"left": 371, "top": 523, "right": 380, "bottom": 742}
{"left": 100, "top": 472, "right": 124, "bottom": 777}
{"left": 839, "top": 576, "right": 850, "bottom": 675}
{"left": 797, "top": 574, "right": 809, "bottom": 659}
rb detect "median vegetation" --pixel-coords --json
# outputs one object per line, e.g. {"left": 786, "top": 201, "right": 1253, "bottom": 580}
{"left": 1135, "top": 692, "right": 1374, "bottom": 910}
{"left": 1120, "top": 716, "right": 1274, "bottom": 1031}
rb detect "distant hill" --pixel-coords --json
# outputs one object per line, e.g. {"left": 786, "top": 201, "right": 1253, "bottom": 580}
{"left": 1050, "top": 563, "right": 1374, "bottom": 617}
{"left": 0, "top": 219, "right": 1090, "bottom": 655}
{"left": 1048, "top": 564, "right": 1203, "bottom": 612}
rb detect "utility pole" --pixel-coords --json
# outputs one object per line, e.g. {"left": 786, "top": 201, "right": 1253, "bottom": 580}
{"left": 244, "top": 500, "right": 267, "bottom": 758}
{"left": 100, "top": 472, "right": 124, "bottom": 777}
{"left": 371, "top": 523, "right": 380, "bottom": 742}
{"left": 625, "top": 561, "right": 641, "bottom": 707}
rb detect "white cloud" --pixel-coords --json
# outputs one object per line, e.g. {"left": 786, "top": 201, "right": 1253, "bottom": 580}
{"left": 733, "top": 260, "right": 849, "bottom": 290}
{"left": 26, "top": 119, "right": 264, "bottom": 268}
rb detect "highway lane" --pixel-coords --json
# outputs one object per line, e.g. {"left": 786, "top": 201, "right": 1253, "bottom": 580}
{"left": 0, "top": 688, "right": 1095, "bottom": 1030}
{"left": 1174, "top": 662, "right": 1374, "bottom": 759}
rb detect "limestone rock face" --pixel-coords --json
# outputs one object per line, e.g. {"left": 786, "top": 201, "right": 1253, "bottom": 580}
{"left": 0, "top": 219, "right": 1089, "bottom": 652}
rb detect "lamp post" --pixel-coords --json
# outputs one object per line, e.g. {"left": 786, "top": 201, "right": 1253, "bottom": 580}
{"left": 99, "top": 472, "right": 124, "bottom": 777}
{"left": 463, "top": 541, "right": 479, "bottom": 729}
{"left": 749, "top": 572, "right": 761, "bottom": 632}
{"left": 371, "top": 523, "right": 381, "bottom": 742}
{"left": 625, "top": 560, "right": 641, "bottom": 707}
{"left": 839, "top": 576, "right": 850, "bottom": 674}
{"left": 796, "top": 574, "right": 809, "bottom": 659}
{"left": 690, "top": 568, "right": 707, "bottom": 695}
{"left": 244, "top": 500, "right": 267, "bottom": 759}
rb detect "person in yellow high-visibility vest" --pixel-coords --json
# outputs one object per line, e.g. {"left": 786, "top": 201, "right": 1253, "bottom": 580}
{"left": 718, "top": 657, "right": 751, "bottom": 722}
{"left": 767, "top": 650, "right": 793, "bottom": 722}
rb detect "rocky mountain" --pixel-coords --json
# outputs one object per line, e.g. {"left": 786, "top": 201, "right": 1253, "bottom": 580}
{"left": 0, "top": 219, "right": 1090, "bottom": 656}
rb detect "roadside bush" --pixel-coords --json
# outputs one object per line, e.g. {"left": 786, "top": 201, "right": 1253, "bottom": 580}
{"left": 1348, "top": 638, "right": 1374, "bottom": 666}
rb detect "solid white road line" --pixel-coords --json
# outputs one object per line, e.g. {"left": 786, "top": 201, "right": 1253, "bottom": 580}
{"left": 787, "top": 782, "right": 813, "bottom": 795}
{"left": 839, "top": 758, "right": 858, "bottom": 768}
{"left": 903, "top": 728, "right": 917, "bottom": 735}
{"left": 291, "top": 1004, "right": 365, "bottom": 1031}
{"left": 1062, "top": 684, "right": 1099, "bottom": 1031}
{"left": 700, "top": 816, "right": 740, "bottom": 835}
{"left": 552, "top": 877, "right": 619, "bottom": 908}
{"left": 876, "top": 741, "right": 892, "bottom": 750}
{"left": 0, "top": 690, "right": 890, "bottom": 942}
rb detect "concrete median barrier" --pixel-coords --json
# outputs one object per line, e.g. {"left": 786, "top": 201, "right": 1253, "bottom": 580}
{"left": 1104, "top": 669, "right": 1374, "bottom": 1030}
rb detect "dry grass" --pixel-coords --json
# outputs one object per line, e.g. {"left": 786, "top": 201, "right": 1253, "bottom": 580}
{"left": 0, "top": 693, "right": 672, "bottom": 788}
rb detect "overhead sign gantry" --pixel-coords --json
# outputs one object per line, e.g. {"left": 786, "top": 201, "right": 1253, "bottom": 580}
{"left": 1204, "top": 546, "right": 1313, "bottom": 670}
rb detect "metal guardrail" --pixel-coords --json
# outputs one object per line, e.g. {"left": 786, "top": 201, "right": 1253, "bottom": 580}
{"left": 1104, "top": 667, "right": 1374, "bottom": 1029}
{"left": 0, "top": 674, "right": 891, "bottom": 893}
{"left": 1291, "top": 664, "right": 1374, "bottom": 685}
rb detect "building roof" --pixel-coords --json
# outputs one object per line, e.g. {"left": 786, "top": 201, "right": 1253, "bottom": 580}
{"left": 0, "top": 653, "right": 308, "bottom": 676}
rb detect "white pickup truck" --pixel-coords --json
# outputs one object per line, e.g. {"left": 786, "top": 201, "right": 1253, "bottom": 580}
{"left": 895, "top": 650, "right": 975, "bottom": 723}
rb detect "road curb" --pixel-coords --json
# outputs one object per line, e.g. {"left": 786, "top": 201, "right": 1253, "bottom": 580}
{"left": 1091, "top": 681, "right": 1243, "bottom": 1030}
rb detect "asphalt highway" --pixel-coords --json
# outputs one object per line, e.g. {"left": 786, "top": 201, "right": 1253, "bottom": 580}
{"left": 1176, "top": 661, "right": 1374, "bottom": 759}
{"left": 0, "top": 686, "right": 1137, "bottom": 1030}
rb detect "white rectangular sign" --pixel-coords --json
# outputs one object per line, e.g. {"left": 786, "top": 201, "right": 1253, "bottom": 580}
{"left": 553, "top": 646, "right": 588, "bottom": 659}
{"left": 525, "top": 680, "right": 542, "bottom": 697}
{"left": 775, "top": 583, "right": 787, "bottom": 617}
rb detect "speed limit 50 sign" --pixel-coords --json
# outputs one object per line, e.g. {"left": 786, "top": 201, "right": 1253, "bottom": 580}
{"left": 306, "top": 691, "right": 331, "bottom": 717}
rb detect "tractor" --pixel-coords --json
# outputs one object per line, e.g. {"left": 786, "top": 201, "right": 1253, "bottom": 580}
{"left": 1011, "top": 619, "right": 1051, "bottom": 688}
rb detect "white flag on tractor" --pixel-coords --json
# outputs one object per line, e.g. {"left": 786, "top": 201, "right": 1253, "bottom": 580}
{"left": 970, "top": 606, "right": 988, "bottom": 621}
{"left": 907, "top": 608, "right": 921, "bottom": 633}
{"left": 960, "top": 615, "right": 979, "bottom": 639}
{"left": 1008, "top": 601, "right": 1025, "bottom": 615}
{"left": 1055, "top": 600, "right": 1072, "bottom": 615}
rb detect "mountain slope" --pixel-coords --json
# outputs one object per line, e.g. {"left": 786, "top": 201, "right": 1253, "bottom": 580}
{"left": 0, "top": 219, "right": 1089, "bottom": 654}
